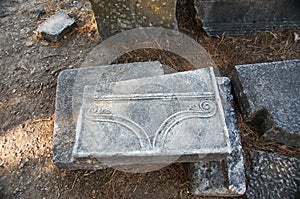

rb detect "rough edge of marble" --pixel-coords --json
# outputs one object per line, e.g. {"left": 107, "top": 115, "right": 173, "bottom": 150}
{"left": 188, "top": 77, "right": 246, "bottom": 196}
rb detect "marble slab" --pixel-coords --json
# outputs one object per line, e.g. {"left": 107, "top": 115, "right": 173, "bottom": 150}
{"left": 72, "top": 67, "right": 231, "bottom": 166}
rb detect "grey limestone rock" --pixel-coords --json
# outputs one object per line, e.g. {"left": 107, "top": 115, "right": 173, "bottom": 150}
{"left": 246, "top": 150, "right": 300, "bottom": 199}
{"left": 72, "top": 67, "right": 231, "bottom": 166}
{"left": 232, "top": 60, "right": 300, "bottom": 147}
{"left": 194, "top": 0, "right": 300, "bottom": 37}
{"left": 53, "top": 62, "right": 164, "bottom": 169}
{"left": 36, "top": 10, "right": 75, "bottom": 42}
{"left": 89, "top": 0, "right": 178, "bottom": 39}
{"left": 188, "top": 77, "right": 246, "bottom": 197}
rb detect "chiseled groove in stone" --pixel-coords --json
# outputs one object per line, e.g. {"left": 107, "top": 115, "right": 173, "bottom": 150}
{"left": 189, "top": 77, "right": 246, "bottom": 196}
{"left": 94, "top": 92, "right": 215, "bottom": 100}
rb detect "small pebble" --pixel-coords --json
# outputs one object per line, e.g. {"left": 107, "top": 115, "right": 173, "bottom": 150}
{"left": 41, "top": 41, "right": 49, "bottom": 46}
{"left": 25, "top": 41, "right": 34, "bottom": 47}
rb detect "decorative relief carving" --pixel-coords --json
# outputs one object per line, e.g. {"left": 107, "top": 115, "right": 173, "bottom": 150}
{"left": 84, "top": 96, "right": 217, "bottom": 150}
{"left": 189, "top": 100, "right": 216, "bottom": 113}
{"left": 87, "top": 104, "right": 112, "bottom": 117}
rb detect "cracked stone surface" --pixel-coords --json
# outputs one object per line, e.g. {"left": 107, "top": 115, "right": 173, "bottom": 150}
{"left": 232, "top": 60, "right": 300, "bottom": 147}
{"left": 53, "top": 61, "right": 164, "bottom": 169}
{"left": 188, "top": 77, "right": 246, "bottom": 197}
{"left": 246, "top": 150, "right": 300, "bottom": 199}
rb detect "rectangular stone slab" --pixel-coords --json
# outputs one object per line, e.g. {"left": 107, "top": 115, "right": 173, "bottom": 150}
{"left": 189, "top": 78, "right": 246, "bottom": 197}
{"left": 72, "top": 67, "right": 231, "bottom": 166}
{"left": 53, "top": 62, "right": 164, "bottom": 169}
{"left": 194, "top": 0, "right": 300, "bottom": 36}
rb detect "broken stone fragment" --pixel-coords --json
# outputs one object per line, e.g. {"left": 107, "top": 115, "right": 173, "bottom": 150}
{"left": 232, "top": 60, "right": 300, "bottom": 147}
{"left": 36, "top": 10, "right": 75, "bottom": 42}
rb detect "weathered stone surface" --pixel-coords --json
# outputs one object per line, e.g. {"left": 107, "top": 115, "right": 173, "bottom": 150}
{"left": 189, "top": 77, "right": 246, "bottom": 197}
{"left": 36, "top": 10, "right": 75, "bottom": 42}
{"left": 232, "top": 60, "right": 300, "bottom": 147}
{"left": 89, "top": 0, "right": 178, "bottom": 39}
{"left": 246, "top": 150, "right": 300, "bottom": 199}
{"left": 72, "top": 67, "right": 231, "bottom": 166}
{"left": 53, "top": 62, "right": 164, "bottom": 169}
{"left": 194, "top": 0, "right": 300, "bottom": 36}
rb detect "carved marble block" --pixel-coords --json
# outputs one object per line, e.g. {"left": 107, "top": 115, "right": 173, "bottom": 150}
{"left": 72, "top": 67, "right": 231, "bottom": 166}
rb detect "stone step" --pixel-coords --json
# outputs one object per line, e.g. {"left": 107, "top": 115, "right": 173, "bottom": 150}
{"left": 72, "top": 67, "right": 231, "bottom": 167}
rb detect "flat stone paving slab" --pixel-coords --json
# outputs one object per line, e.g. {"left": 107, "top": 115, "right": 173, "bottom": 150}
{"left": 89, "top": 0, "right": 177, "bottom": 39}
{"left": 232, "top": 60, "right": 300, "bottom": 147}
{"left": 72, "top": 67, "right": 231, "bottom": 166}
{"left": 53, "top": 62, "right": 164, "bottom": 169}
{"left": 246, "top": 150, "right": 300, "bottom": 199}
{"left": 194, "top": 0, "right": 300, "bottom": 36}
{"left": 189, "top": 77, "right": 246, "bottom": 197}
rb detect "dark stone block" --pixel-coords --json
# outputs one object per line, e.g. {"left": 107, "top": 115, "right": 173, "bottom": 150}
{"left": 232, "top": 60, "right": 300, "bottom": 147}
{"left": 188, "top": 77, "right": 246, "bottom": 196}
{"left": 89, "top": 0, "right": 178, "bottom": 39}
{"left": 194, "top": 0, "right": 300, "bottom": 36}
{"left": 246, "top": 150, "right": 300, "bottom": 199}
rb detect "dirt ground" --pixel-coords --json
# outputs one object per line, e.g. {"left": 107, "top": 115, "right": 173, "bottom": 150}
{"left": 0, "top": 0, "right": 299, "bottom": 198}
